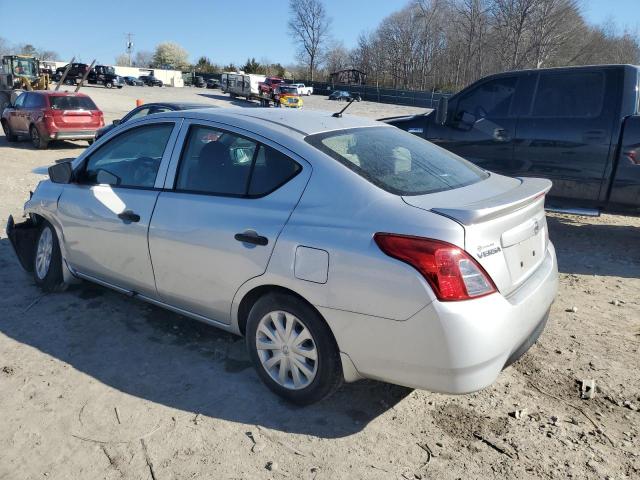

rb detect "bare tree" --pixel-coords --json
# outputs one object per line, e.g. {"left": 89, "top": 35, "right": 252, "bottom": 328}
{"left": 134, "top": 51, "right": 154, "bottom": 68}
{"left": 339, "top": 0, "right": 639, "bottom": 91}
{"left": 288, "top": 0, "right": 331, "bottom": 81}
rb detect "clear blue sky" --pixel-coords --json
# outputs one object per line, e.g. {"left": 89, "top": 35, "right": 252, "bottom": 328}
{"left": 0, "top": 0, "right": 637, "bottom": 66}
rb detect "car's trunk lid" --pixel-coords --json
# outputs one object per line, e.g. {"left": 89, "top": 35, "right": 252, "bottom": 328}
{"left": 403, "top": 175, "right": 552, "bottom": 296}
{"left": 53, "top": 109, "right": 99, "bottom": 128}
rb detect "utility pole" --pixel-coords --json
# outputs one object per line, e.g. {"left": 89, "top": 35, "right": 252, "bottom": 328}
{"left": 125, "top": 33, "right": 134, "bottom": 66}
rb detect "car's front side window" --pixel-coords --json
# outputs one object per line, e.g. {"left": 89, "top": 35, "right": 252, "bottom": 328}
{"left": 78, "top": 123, "right": 174, "bottom": 188}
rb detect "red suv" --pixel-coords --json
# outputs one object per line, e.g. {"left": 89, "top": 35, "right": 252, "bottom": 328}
{"left": 1, "top": 91, "right": 104, "bottom": 149}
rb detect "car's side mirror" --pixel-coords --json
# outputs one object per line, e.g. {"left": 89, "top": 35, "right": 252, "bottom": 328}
{"left": 48, "top": 161, "right": 73, "bottom": 184}
{"left": 112, "top": 119, "right": 121, "bottom": 126}
{"left": 435, "top": 96, "right": 448, "bottom": 125}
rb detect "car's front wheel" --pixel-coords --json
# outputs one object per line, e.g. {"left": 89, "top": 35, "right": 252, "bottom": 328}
{"left": 33, "top": 221, "right": 65, "bottom": 292}
{"left": 246, "top": 292, "right": 343, "bottom": 405}
{"left": 1, "top": 120, "right": 17, "bottom": 142}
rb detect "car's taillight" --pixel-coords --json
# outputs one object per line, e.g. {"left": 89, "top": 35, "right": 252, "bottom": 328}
{"left": 374, "top": 233, "right": 497, "bottom": 301}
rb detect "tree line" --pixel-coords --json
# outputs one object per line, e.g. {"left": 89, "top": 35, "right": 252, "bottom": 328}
{"left": 290, "top": 0, "right": 640, "bottom": 91}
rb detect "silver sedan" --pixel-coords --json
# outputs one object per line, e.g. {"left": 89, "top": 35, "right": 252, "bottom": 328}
{"left": 7, "top": 108, "right": 558, "bottom": 404}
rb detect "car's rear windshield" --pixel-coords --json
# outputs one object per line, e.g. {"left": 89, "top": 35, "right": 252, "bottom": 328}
{"left": 306, "top": 126, "right": 489, "bottom": 195}
{"left": 49, "top": 96, "right": 97, "bottom": 111}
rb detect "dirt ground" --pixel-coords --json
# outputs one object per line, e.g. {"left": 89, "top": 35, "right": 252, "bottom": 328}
{"left": 0, "top": 85, "right": 638, "bottom": 480}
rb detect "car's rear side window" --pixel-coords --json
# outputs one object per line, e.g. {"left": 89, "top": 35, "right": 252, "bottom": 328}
{"left": 175, "top": 125, "right": 301, "bottom": 197}
{"left": 532, "top": 71, "right": 604, "bottom": 118}
{"left": 50, "top": 96, "right": 98, "bottom": 111}
{"left": 306, "top": 126, "right": 488, "bottom": 196}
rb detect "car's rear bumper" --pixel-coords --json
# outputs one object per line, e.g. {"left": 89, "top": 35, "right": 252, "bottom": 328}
{"left": 49, "top": 130, "right": 97, "bottom": 140}
{"left": 320, "top": 242, "right": 558, "bottom": 393}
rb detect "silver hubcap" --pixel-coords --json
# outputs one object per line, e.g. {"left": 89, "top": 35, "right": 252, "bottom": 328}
{"left": 35, "top": 227, "right": 53, "bottom": 280}
{"left": 256, "top": 311, "right": 318, "bottom": 390}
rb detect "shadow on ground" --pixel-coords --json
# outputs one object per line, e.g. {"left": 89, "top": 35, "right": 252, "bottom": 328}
{"left": 0, "top": 238, "right": 410, "bottom": 439}
{"left": 547, "top": 214, "right": 640, "bottom": 278}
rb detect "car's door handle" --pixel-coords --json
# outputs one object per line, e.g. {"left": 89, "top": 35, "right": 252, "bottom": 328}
{"left": 234, "top": 231, "right": 269, "bottom": 246}
{"left": 117, "top": 210, "right": 141, "bottom": 223}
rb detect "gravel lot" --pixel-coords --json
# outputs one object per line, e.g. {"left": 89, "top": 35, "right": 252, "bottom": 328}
{"left": 0, "top": 85, "right": 638, "bottom": 479}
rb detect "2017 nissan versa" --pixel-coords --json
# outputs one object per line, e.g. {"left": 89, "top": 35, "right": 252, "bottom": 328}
{"left": 7, "top": 108, "right": 558, "bottom": 405}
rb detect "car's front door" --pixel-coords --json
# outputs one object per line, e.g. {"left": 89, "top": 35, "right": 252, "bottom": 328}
{"left": 148, "top": 121, "right": 310, "bottom": 323}
{"left": 429, "top": 74, "right": 520, "bottom": 173}
{"left": 57, "top": 120, "right": 181, "bottom": 296}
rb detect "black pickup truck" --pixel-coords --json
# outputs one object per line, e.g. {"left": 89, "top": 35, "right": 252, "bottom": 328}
{"left": 87, "top": 65, "right": 124, "bottom": 89}
{"left": 386, "top": 65, "right": 640, "bottom": 215}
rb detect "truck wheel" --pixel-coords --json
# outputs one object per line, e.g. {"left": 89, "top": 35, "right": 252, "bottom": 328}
{"left": 33, "top": 220, "right": 65, "bottom": 292}
{"left": 246, "top": 292, "right": 343, "bottom": 405}
{"left": 30, "top": 125, "right": 49, "bottom": 149}
{"left": 105, "top": 82, "right": 113, "bottom": 89}
{"left": 2, "top": 119, "right": 17, "bottom": 142}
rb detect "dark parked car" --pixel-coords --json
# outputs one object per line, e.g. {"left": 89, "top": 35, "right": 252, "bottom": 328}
{"left": 386, "top": 64, "right": 640, "bottom": 215}
{"left": 194, "top": 76, "right": 206, "bottom": 88}
{"left": 139, "top": 75, "right": 163, "bottom": 87}
{"left": 206, "top": 78, "right": 220, "bottom": 89}
{"left": 95, "top": 102, "right": 212, "bottom": 140}
{"left": 123, "top": 76, "right": 144, "bottom": 86}
{"left": 328, "top": 90, "right": 361, "bottom": 102}
{"left": 1, "top": 91, "right": 103, "bottom": 148}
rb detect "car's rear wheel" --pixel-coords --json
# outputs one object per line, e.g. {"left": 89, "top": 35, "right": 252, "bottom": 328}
{"left": 246, "top": 292, "right": 343, "bottom": 405}
{"left": 33, "top": 221, "right": 65, "bottom": 292}
{"left": 30, "top": 125, "right": 48, "bottom": 149}
{"left": 2, "top": 120, "right": 17, "bottom": 142}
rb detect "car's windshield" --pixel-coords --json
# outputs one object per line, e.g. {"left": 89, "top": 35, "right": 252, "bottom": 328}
{"left": 280, "top": 86, "right": 297, "bottom": 94}
{"left": 50, "top": 96, "right": 98, "bottom": 111}
{"left": 306, "top": 126, "right": 489, "bottom": 195}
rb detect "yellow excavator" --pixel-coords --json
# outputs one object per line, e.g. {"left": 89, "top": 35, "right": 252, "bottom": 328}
{"left": 0, "top": 55, "right": 50, "bottom": 110}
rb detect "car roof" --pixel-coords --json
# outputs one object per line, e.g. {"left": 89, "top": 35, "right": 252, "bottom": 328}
{"left": 163, "top": 107, "right": 384, "bottom": 137}
{"left": 31, "top": 91, "right": 90, "bottom": 98}
{"left": 139, "top": 102, "right": 213, "bottom": 110}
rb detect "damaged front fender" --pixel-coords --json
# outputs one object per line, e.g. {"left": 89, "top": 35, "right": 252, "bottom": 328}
{"left": 6, "top": 215, "right": 39, "bottom": 272}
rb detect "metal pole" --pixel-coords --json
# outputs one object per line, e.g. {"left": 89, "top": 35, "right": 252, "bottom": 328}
{"left": 55, "top": 57, "right": 75, "bottom": 91}
{"left": 75, "top": 59, "right": 96, "bottom": 93}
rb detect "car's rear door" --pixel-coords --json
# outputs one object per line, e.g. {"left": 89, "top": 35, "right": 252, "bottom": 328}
{"left": 148, "top": 120, "right": 311, "bottom": 324}
{"left": 57, "top": 119, "right": 181, "bottom": 296}
{"left": 513, "top": 67, "right": 622, "bottom": 204}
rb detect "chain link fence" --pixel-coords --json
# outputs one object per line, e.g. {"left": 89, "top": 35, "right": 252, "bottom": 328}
{"left": 300, "top": 81, "right": 452, "bottom": 109}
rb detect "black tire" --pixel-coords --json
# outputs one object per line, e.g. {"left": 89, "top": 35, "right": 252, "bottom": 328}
{"left": 87, "top": 139, "right": 94, "bottom": 146}
{"left": 105, "top": 82, "right": 113, "bottom": 89}
{"left": 246, "top": 292, "right": 343, "bottom": 405}
{"left": 30, "top": 125, "right": 49, "bottom": 149}
{"left": 2, "top": 120, "right": 17, "bottom": 142}
{"left": 33, "top": 220, "right": 65, "bottom": 292}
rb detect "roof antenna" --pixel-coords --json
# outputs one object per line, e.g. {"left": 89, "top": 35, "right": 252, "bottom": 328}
{"left": 332, "top": 98, "right": 357, "bottom": 118}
